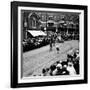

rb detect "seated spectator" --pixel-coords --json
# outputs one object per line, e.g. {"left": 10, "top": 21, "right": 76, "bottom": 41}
{"left": 62, "top": 65, "right": 69, "bottom": 75}
{"left": 56, "top": 63, "right": 62, "bottom": 69}
{"left": 61, "top": 61, "right": 68, "bottom": 66}
{"left": 75, "top": 49, "right": 79, "bottom": 54}
{"left": 42, "top": 68, "right": 47, "bottom": 76}
{"left": 56, "top": 63, "right": 63, "bottom": 75}
{"left": 50, "top": 65, "right": 56, "bottom": 76}
{"left": 67, "top": 62, "right": 76, "bottom": 75}
{"left": 50, "top": 64, "right": 56, "bottom": 71}
{"left": 45, "top": 68, "right": 51, "bottom": 76}
{"left": 59, "top": 60, "right": 62, "bottom": 64}
{"left": 46, "top": 68, "right": 49, "bottom": 72}
{"left": 56, "top": 67, "right": 63, "bottom": 75}
{"left": 56, "top": 61, "right": 60, "bottom": 64}
{"left": 76, "top": 51, "right": 79, "bottom": 59}
{"left": 52, "top": 68, "right": 58, "bottom": 76}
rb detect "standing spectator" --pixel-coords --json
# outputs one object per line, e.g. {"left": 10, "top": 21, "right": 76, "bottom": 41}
{"left": 73, "top": 58, "right": 79, "bottom": 74}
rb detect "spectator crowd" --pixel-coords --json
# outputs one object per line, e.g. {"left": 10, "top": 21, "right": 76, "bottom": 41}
{"left": 23, "top": 30, "right": 79, "bottom": 52}
{"left": 33, "top": 49, "right": 79, "bottom": 76}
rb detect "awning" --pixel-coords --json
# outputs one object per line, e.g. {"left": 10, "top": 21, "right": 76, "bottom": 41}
{"left": 47, "top": 20, "right": 55, "bottom": 24}
{"left": 28, "top": 30, "right": 47, "bottom": 37}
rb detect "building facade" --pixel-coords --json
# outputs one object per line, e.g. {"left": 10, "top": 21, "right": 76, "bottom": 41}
{"left": 21, "top": 10, "right": 79, "bottom": 39}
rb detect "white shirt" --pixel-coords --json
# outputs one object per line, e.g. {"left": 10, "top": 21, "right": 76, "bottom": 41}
{"left": 67, "top": 65, "right": 76, "bottom": 75}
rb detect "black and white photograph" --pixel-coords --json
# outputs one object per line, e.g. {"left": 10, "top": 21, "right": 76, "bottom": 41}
{"left": 22, "top": 10, "right": 80, "bottom": 77}
{"left": 11, "top": 1, "right": 87, "bottom": 88}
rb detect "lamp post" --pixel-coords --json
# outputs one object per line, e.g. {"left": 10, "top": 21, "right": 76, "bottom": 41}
{"left": 24, "top": 19, "right": 28, "bottom": 39}
{"left": 46, "top": 12, "right": 48, "bottom": 36}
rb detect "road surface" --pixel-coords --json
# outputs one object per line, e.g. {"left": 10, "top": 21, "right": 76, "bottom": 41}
{"left": 23, "top": 40, "right": 79, "bottom": 77}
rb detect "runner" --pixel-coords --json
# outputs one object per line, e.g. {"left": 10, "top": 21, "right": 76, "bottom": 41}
{"left": 56, "top": 44, "right": 60, "bottom": 54}
{"left": 49, "top": 35, "right": 53, "bottom": 51}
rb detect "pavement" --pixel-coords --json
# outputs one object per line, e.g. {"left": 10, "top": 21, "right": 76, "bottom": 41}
{"left": 23, "top": 40, "right": 79, "bottom": 77}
